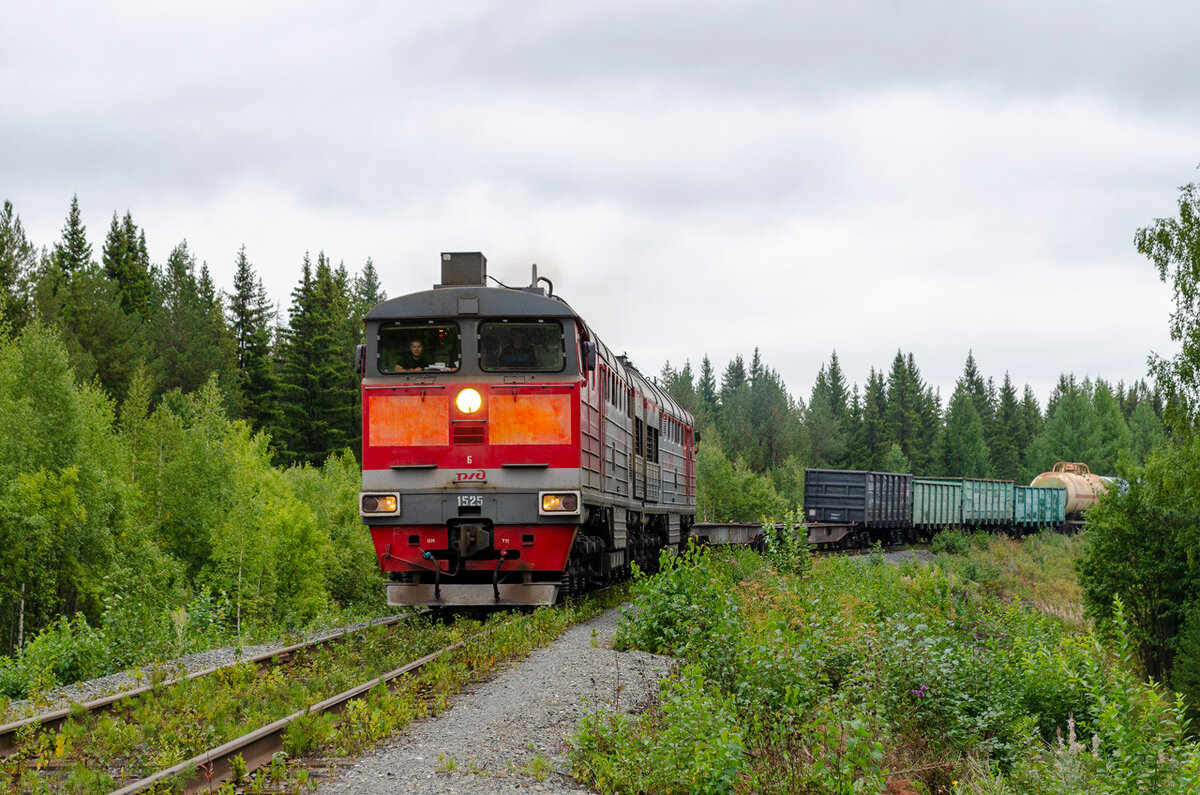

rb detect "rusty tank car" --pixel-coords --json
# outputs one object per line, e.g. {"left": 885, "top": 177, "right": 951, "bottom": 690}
{"left": 1030, "top": 462, "right": 1109, "bottom": 526}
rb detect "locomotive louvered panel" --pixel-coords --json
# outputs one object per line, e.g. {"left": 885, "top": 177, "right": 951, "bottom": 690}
{"left": 646, "top": 462, "right": 661, "bottom": 502}
{"left": 452, "top": 422, "right": 485, "bottom": 445}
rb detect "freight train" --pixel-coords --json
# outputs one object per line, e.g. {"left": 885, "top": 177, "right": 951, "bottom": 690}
{"left": 356, "top": 253, "right": 1107, "bottom": 608}
{"left": 357, "top": 253, "right": 697, "bottom": 607}
{"left": 798, "top": 463, "right": 1109, "bottom": 550}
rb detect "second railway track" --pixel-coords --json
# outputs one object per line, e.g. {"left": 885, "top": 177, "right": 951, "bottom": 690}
{"left": 0, "top": 588, "right": 626, "bottom": 793}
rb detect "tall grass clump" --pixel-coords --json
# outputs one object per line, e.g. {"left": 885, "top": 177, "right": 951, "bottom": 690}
{"left": 573, "top": 534, "right": 1200, "bottom": 794}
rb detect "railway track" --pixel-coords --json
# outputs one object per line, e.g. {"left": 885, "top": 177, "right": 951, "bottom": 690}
{"left": 0, "top": 612, "right": 444, "bottom": 793}
{"left": 109, "top": 637, "right": 465, "bottom": 794}
{"left": 0, "top": 613, "right": 418, "bottom": 760}
{"left": 1, "top": 588, "right": 624, "bottom": 793}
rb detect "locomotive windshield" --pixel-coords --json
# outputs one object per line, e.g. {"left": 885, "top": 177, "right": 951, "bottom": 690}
{"left": 378, "top": 322, "right": 460, "bottom": 373}
{"left": 478, "top": 320, "right": 565, "bottom": 372}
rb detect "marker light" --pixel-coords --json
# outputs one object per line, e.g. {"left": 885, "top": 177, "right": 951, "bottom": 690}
{"left": 456, "top": 387, "right": 483, "bottom": 414}
{"left": 540, "top": 492, "right": 580, "bottom": 513}
{"left": 360, "top": 493, "right": 399, "bottom": 515}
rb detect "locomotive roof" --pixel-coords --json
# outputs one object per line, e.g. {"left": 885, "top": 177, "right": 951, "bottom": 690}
{"left": 366, "top": 285, "right": 580, "bottom": 320}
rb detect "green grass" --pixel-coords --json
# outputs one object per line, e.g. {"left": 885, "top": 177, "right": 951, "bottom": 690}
{"left": 933, "top": 529, "right": 1085, "bottom": 629}
{"left": 571, "top": 543, "right": 1200, "bottom": 794}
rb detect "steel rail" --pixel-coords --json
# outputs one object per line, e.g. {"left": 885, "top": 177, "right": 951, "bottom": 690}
{"left": 0, "top": 613, "right": 416, "bottom": 759}
{"left": 109, "top": 591, "right": 613, "bottom": 793}
{"left": 109, "top": 635, "right": 475, "bottom": 793}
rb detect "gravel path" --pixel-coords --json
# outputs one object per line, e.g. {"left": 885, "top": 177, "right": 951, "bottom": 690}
{"left": 313, "top": 606, "right": 674, "bottom": 795}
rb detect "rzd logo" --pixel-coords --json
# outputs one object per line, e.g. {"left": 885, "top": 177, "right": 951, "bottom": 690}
{"left": 455, "top": 470, "right": 486, "bottom": 481}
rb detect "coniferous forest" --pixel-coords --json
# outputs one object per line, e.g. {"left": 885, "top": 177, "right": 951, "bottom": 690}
{"left": 0, "top": 189, "right": 1185, "bottom": 706}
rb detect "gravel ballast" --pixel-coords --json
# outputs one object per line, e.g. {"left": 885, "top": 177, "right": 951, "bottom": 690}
{"left": 313, "top": 606, "right": 674, "bottom": 795}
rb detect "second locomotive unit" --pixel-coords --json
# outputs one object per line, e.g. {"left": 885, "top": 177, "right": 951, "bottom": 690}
{"left": 358, "top": 253, "right": 696, "bottom": 607}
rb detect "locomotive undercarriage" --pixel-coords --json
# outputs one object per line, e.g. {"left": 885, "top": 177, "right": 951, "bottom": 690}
{"left": 561, "top": 505, "right": 671, "bottom": 597}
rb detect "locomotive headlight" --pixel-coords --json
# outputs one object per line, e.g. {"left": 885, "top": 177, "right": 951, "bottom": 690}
{"left": 455, "top": 387, "right": 482, "bottom": 414}
{"left": 540, "top": 491, "right": 580, "bottom": 514}
{"left": 360, "top": 493, "right": 400, "bottom": 516}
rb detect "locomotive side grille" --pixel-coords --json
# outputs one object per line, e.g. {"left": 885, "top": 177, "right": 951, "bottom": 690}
{"left": 453, "top": 422, "right": 486, "bottom": 444}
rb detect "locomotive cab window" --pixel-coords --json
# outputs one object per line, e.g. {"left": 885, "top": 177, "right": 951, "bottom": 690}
{"left": 478, "top": 320, "right": 565, "bottom": 372}
{"left": 378, "top": 322, "right": 460, "bottom": 373}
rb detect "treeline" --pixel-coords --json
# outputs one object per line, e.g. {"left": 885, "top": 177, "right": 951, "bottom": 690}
{"left": 661, "top": 349, "right": 1165, "bottom": 521}
{"left": 0, "top": 195, "right": 379, "bottom": 468}
{"left": 0, "top": 195, "right": 387, "bottom": 679}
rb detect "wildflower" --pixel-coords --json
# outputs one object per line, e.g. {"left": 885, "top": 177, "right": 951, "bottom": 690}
{"left": 911, "top": 684, "right": 928, "bottom": 697}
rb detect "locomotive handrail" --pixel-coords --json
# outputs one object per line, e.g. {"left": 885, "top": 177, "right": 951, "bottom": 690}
{"left": 1052, "top": 462, "right": 1091, "bottom": 474}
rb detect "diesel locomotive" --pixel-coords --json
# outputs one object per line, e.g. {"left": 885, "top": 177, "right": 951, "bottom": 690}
{"left": 358, "top": 253, "right": 697, "bottom": 607}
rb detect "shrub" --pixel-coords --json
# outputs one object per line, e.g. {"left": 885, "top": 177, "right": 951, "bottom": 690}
{"left": 571, "top": 665, "right": 745, "bottom": 794}
{"left": 615, "top": 541, "right": 742, "bottom": 662}
{"left": 932, "top": 527, "right": 972, "bottom": 555}
{"left": 2, "top": 613, "right": 110, "bottom": 697}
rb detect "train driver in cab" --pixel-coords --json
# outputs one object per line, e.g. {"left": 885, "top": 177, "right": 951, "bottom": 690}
{"left": 394, "top": 338, "right": 431, "bottom": 372}
{"left": 500, "top": 329, "right": 536, "bottom": 367}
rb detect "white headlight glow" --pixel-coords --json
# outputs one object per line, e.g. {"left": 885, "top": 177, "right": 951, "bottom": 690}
{"left": 456, "top": 387, "right": 483, "bottom": 414}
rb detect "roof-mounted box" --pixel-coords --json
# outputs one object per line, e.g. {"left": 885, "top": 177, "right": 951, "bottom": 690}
{"left": 438, "top": 252, "right": 487, "bottom": 288}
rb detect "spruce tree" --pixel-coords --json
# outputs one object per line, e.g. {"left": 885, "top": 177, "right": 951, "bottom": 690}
{"left": 1025, "top": 375, "right": 1098, "bottom": 474}
{"left": 661, "top": 360, "right": 700, "bottom": 418}
{"left": 277, "top": 252, "right": 357, "bottom": 465}
{"left": 698, "top": 355, "right": 719, "bottom": 422}
{"left": 332, "top": 260, "right": 362, "bottom": 457}
{"left": 718, "top": 354, "right": 756, "bottom": 469}
{"left": 0, "top": 200, "right": 35, "bottom": 328}
{"left": 721, "top": 354, "right": 748, "bottom": 396}
{"left": 153, "top": 241, "right": 239, "bottom": 404}
{"left": 1128, "top": 400, "right": 1165, "bottom": 464}
{"left": 50, "top": 194, "right": 92, "bottom": 280}
{"left": 751, "top": 363, "right": 801, "bottom": 471}
{"left": 1016, "top": 385, "right": 1044, "bottom": 481}
{"left": 884, "top": 351, "right": 921, "bottom": 467}
{"left": 907, "top": 353, "right": 940, "bottom": 473}
{"left": 63, "top": 268, "right": 145, "bottom": 401}
{"left": 991, "top": 373, "right": 1022, "bottom": 480}
{"left": 960, "top": 352, "right": 996, "bottom": 452}
{"left": 859, "top": 367, "right": 888, "bottom": 470}
{"left": 36, "top": 196, "right": 145, "bottom": 401}
{"left": 227, "top": 246, "right": 280, "bottom": 439}
{"left": 102, "top": 210, "right": 154, "bottom": 320}
{"left": 943, "top": 384, "right": 991, "bottom": 477}
{"left": 1091, "top": 380, "right": 1132, "bottom": 474}
{"left": 276, "top": 253, "right": 316, "bottom": 463}
{"left": 351, "top": 257, "right": 386, "bottom": 317}
{"left": 806, "top": 358, "right": 847, "bottom": 467}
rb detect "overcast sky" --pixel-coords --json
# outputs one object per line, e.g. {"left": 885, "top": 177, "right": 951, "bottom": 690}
{"left": 4, "top": 1, "right": 1197, "bottom": 406}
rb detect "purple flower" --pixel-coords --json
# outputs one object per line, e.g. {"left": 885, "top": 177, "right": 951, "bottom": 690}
{"left": 911, "top": 684, "right": 928, "bottom": 697}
